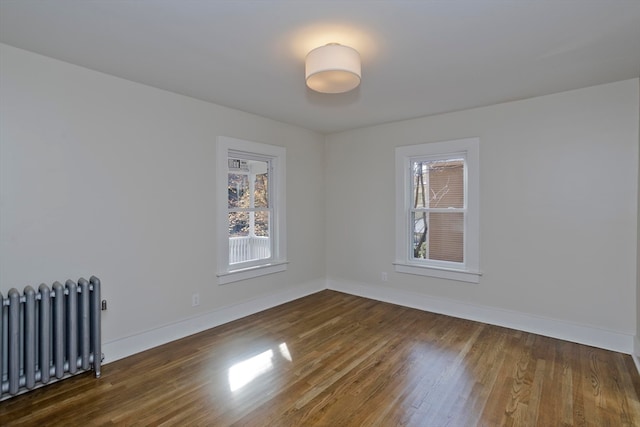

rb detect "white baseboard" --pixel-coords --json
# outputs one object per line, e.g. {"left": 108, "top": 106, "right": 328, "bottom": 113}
{"left": 102, "top": 277, "right": 634, "bottom": 366}
{"left": 328, "top": 278, "right": 634, "bottom": 355}
{"left": 102, "top": 279, "right": 326, "bottom": 364}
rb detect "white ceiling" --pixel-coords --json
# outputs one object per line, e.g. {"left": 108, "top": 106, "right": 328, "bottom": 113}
{"left": 1, "top": 1, "right": 639, "bottom": 134}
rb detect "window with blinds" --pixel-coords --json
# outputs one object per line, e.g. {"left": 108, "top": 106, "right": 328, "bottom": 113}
{"left": 410, "top": 158, "right": 465, "bottom": 263}
{"left": 394, "top": 137, "right": 480, "bottom": 283}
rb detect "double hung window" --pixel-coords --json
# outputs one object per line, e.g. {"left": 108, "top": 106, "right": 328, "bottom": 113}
{"left": 217, "top": 137, "right": 287, "bottom": 284}
{"left": 228, "top": 155, "right": 271, "bottom": 266}
{"left": 410, "top": 156, "right": 465, "bottom": 263}
{"left": 395, "top": 138, "right": 480, "bottom": 283}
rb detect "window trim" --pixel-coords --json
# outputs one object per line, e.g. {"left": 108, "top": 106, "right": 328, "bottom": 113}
{"left": 216, "top": 136, "right": 287, "bottom": 285}
{"left": 394, "top": 137, "right": 481, "bottom": 283}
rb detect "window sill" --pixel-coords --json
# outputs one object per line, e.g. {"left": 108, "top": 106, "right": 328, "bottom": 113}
{"left": 393, "top": 262, "right": 481, "bottom": 284}
{"left": 217, "top": 261, "right": 288, "bottom": 285}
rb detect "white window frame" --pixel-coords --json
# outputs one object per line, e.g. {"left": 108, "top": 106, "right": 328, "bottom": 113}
{"left": 216, "top": 136, "right": 287, "bottom": 285}
{"left": 394, "top": 137, "right": 481, "bottom": 283}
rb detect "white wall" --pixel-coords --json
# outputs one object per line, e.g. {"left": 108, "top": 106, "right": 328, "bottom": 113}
{"left": 0, "top": 44, "right": 326, "bottom": 360}
{"left": 2, "top": 42, "right": 639, "bottom": 361}
{"left": 637, "top": 84, "right": 640, "bottom": 367}
{"left": 326, "top": 79, "right": 639, "bottom": 351}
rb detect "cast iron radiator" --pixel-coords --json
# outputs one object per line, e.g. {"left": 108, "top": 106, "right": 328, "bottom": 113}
{"left": 0, "top": 276, "right": 102, "bottom": 401}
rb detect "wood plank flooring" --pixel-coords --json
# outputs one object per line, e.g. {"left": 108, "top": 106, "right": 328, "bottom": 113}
{"left": 2, "top": 290, "right": 640, "bottom": 426}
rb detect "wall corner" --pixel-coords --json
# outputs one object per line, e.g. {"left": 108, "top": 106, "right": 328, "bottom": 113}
{"left": 634, "top": 336, "right": 640, "bottom": 377}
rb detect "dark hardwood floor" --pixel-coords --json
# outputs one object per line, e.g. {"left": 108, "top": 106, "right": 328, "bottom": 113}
{"left": 2, "top": 290, "right": 639, "bottom": 426}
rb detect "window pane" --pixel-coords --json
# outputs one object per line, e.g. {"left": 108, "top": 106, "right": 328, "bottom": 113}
{"left": 412, "top": 159, "right": 464, "bottom": 209}
{"left": 254, "top": 172, "right": 269, "bottom": 208}
{"left": 229, "top": 212, "right": 249, "bottom": 237}
{"left": 429, "top": 212, "right": 464, "bottom": 262}
{"left": 412, "top": 162, "right": 429, "bottom": 210}
{"left": 228, "top": 173, "right": 249, "bottom": 209}
{"left": 411, "top": 211, "right": 428, "bottom": 259}
{"left": 412, "top": 211, "right": 464, "bottom": 263}
{"left": 255, "top": 211, "right": 270, "bottom": 237}
{"left": 228, "top": 211, "right": 271, "bottom": 265}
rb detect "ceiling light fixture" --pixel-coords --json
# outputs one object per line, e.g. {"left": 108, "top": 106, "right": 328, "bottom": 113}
{"left": 305, "top": 43, "right": 361, "bottom": 94}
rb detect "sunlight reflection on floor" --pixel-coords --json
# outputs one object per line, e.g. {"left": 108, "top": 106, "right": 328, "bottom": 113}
{"left": 228, "top": 342, "right": 292, "bottom": 392}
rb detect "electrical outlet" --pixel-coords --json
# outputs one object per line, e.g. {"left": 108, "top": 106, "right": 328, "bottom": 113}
{"left": 192, "top": 293, "right": 200, "bottom": 307}
{"left": 381, "top": 272, "right": 388, "bottom": 282}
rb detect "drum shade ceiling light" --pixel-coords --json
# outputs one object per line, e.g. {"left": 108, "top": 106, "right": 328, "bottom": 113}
{"left": 305, "top": 43, "right": 361, "bottom": 94}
